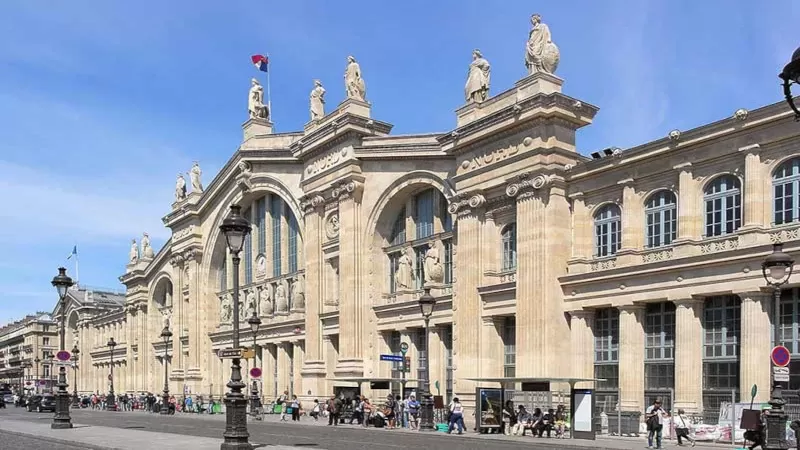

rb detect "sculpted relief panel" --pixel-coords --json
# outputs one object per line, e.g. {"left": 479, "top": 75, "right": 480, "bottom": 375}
{"left": 305, "top": 146, "right": 352, "bottom": 178}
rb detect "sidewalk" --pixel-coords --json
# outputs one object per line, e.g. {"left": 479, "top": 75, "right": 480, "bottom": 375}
{"left": 0, "top": 418, "right": 304, "bottom": 450}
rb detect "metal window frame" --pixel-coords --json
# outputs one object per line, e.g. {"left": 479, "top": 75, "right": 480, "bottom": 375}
{"left": 594, "top": 205, "right": 621, "bottom": 257}
{"left": 703, "top": 176, "right": 742, "bottom": 237}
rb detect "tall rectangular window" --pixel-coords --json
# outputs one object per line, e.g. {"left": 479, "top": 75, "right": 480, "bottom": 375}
{"left": 443, "top": 326, "right": 453, "bottom": 403}
{"left": 257, "top": 197, "right": 267, "bottom": 254}
{"left": 390, "top": 331, "right": 402, "bottom": 380}
{"left": 415, "top": 190, "right": 434, "bottom": 239}
{"left": 244, "top": 208, "right": 253, "bottom": 285}
{"left": 288, "top": 208, "right": 298, "bottom": 273}
{"left": 443, "top": 239, "right": 453, "bottom": 284}
{"left": 391, "top": 208, "right": 406, "bottom": 246}
{"left": 702, "top": 296, "right": 740, "bottom": 398}
{"left": 594, "top": 308, "right": 620, "bottom": 391}
{"left": 219, "top": 255, "right": 227, "bottom": 291}
{"left": 414, "top": 246, "right": 426, "bottom": 289}
{"left": 645, "top": 302, "right": 676, "bottom": 409}
{"left": 441, "top": 200, "right": 453, "bottom": 233}
{"left": 388, "top": 252, "right": 400, "bottom": 294}
{"left": 415, "top": 328, "right": 427, "bottom": 383}
{"left": 503, "top": 317, "right": 516, "bottom": 377}
{"left": 271, "top": 195, "right": 282, "bottom": 277}
{"left": 288, "top": 344, "right": 294, "bottom": 395}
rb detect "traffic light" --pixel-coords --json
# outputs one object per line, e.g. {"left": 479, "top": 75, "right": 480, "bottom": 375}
{"left": 404, "top": 356, "right": 411, "bottom": 373}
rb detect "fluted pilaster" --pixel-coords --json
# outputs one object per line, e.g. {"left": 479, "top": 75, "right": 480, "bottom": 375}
{"left": 740, "top": 145, "right": 766, "bottom": 228}
{"left": 301, "top": 204, "right": 326, "bottom": 395}
{"left": 570, "top": 193, "right": 591, "bottom": 259}
{"left": 618, "top": 305, "right": 645, "bottom": 412}
{"left": 676, "top": 164, "right": 700, "bottom": 240}
{"left": 620, "top": 181, "right": 642, "bottom": 250}
{"left": 673, "top": 298, "right": 703, "bottom": 413}
{"left": 570, "top": 310, "right": 595, "bottom": 388}
{"left": 335, "top": 183, "right": 364, "bottom": 376}
{"left": 739, "top": 292, "right": 771, "bottom": 403}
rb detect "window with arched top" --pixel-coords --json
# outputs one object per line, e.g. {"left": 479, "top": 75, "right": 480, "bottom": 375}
{"left": 645, "top": 191, "right": 677, "bottom": 248}
{"left": 594, "top": 204, "right": 621, "bottom": 257}
{"left": 390, "top": 207, "right": 406, "bottom": 246}
{"left": 501, "top": 223, "right": 517, "bottom": 270}
{"left": 703, "top": 175, "right": 741, "bottom": 237}
{"left": 774, "top": 158, "right": 800, "bottom": 225}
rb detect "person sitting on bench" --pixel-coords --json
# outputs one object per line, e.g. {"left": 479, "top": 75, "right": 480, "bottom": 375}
{"left": 512, "top": 405, "right": 533, "bottom": 436}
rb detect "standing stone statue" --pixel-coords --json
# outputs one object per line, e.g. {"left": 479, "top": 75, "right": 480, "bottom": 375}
{"left": 344, "top": 55, "right": 367, "bottom": 101}
{"left": 175, "top": 174, "right": 187, "bottom": 202}
{"left": 238, "top": 291, "right": 246, "bottom": 321}
{"left": 309, "top": 79, "right": 326, "bottom": 121}
{"left": 395, "top": 248, "right": 414, "bottom": 290}
{"left": 465, "top": 49, "right": 491, "bottom": 103}
{"left": 188, "top": 162, "right": 203, "bottom": 193}
{"left": 525, "top": 13, "right": 560, "bottom": 75}
{"left": 291, "top": 275, "right": 305, "bottom": 310}
{"left": 220, "top": 295, "right": 232, "bottom": 323}
{"left": 275, "top": 282, "right": 288, "bottom": 313}
{"left": 248, "top": 78, "right": 270, "bottom": 120}
{"left": 424, "top": 241, "right": 444, "bottom": 284}
{"left": 129, "top": 239, "right": 139, "bottom": 264}
{"left": 246, "top": 290, "right": 257, "bottom": 317}
{"left": 259, "top": 286, "right": 273, "bottom": 316}
{"left": 141, "top": 232, "right": 154, "bottom": 258}
{"left": 162, "top": 308, "right": 172, "bottom": 329}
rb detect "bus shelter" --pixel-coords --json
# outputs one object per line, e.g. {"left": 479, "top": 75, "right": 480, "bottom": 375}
{"left": 466, "top": 376, "right": 605, "bottom": 440}
{"left": 326, "top": 377, "right": 424, "bottom": 399}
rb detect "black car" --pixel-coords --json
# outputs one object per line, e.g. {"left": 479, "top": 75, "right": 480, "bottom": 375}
{"left": 27, "top": 394, "right": 56, "bottom": 413}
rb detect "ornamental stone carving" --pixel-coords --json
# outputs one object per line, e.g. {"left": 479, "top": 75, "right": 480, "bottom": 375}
{"left": 590, "top": 258, "right": 617, "bottom": 271}
{"left": 668, "top": 129, "right": 681, "bottom": 142}
{"left": 173, "top": 226, "right": 194, "bottom": 240}
{"left": 325, "top": 213, "right": 340, "bottom": 240}
{"left": 307, "top": 146, "right": 351, "bottom": 177}
{"left": 141, "top": 232, "right": 155, "bottom": 259}
{"left": 506, "top": 173, "right": 549, "bottom": 198}
{"left": 259, "top": 285, "right": 273, "bottom": 317}
{"left": 274, "top": 282, "right": 288, "bottom": 313}
{"left": 245, "top": 290, "right": 257, "bottom": 317}
{"left": 255, "top": 254, "right": 267, "bottom": 279}
{"left": 770, "top": 228, "right": 800, "bottom": 243}
{"left": 467, "top": 194, "right": 486, "bottom": 209}
{"left": 395, "top": 248, "right": 414, "bottom": 291}
{"left": 290, "top": 274, "right": 305, "bottom": 311}
{"left": 332, "top": 181, "right": 358, "bottom": 199}
{"left": 734, "top": 108, "right": 749, "bottom": 121}
{"left": 700, "top": 237, "right": 740, "bottom": 254}
{"left": 641, "top": 248, "right": 674, "bottom": 263}
{"left": 219, "top": 294, "right": 232, "bottom": 323}
{"left": 525, "top": 13, "right": 560, "bottom": 75}
{"left": 236, "top": 161, "right": 253, "bottom": 192}
{"left": 424, "top": 241, "right": 444, "bottom": 284}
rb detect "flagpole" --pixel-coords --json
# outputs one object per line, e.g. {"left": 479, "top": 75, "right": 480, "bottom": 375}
{"left": 75, "top": 251, "right": 80, "bottom": 288}
{"left": 266, "top": 53, "right": 272, "bottom": 123}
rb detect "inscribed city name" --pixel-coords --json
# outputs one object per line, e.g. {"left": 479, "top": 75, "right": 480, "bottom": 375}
{"left": 306, "top": 146, "right": 351, "bottom": 177}
{"left": 460, "top": 144, "right": 519, "bottom": 172}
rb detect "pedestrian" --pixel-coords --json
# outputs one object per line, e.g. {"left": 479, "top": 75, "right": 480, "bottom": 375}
{"left": 645, "top": 398, "right": 667, "bottom": 449}
{"left": 384, "top": 394, "right": 397, "bottom": 429}
{"left": 674, "top": 408, "right": 696, "bottom": 447}
{"left": 291, "top": 395, "right": 301, "bottom": 421}
{"left": 407, "top": 394, "right": 420, "bottom": 430}
{"left": 502, "top": 400, "right": 515, "bottom": 435}
{"left": 310, "top": 399, "right": 321, "bottom": 421}
{"left": 278, "top": 390, "right": 289, "bottom": 421}
{"left": 448, "top": 397, "right": 465, "bottom": 435}
{"left": 327, "top": 395, "right": 340, "bottom": 426}
{"left": 362, "top": 397, "right": 373, "bottom": 427}
{"left": 350, "top": 395, "right": 362, "bottom": 425}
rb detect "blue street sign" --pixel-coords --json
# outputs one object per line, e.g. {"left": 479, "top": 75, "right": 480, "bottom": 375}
{"left": 380, "top": 354, "right": 404, "bottom": 362}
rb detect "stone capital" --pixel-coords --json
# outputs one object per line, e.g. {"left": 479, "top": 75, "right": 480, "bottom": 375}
{"left": 447, "top": 191, "right": 486, "bottom": 216}
{"left": 505, "top": 172, "right": 550, "bottom": 199}
{"left": 331, "top": 179, "right": 363, "bottom": 203}
{"left": 671, "top": 298, "right": 705, "bottom": 308}
{"left": 738, "top": 143, "right": 761, "bottom": 155}
{"left": 568, "top": 309, "right": 595, "bottom": 320}
{"left": 737, "top": 290, "right": 773, "bottom": 303}
{"left": 617, "top": 304, "right": 646, "bottom": 314}
{"left": 673, "top": 162, "right": 692, "bottom": 171}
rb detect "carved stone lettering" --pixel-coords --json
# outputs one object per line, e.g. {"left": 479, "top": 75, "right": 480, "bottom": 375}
{"left": 306, "top": 146, "right": 351, "bottom": 177}
{"left": 459, "top": 143, "right": 519, "bottom": 172}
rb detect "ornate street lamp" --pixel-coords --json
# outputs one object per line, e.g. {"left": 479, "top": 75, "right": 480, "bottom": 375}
{"left": 762, "top": 242, "right": 795, "bottom": 449}
{"left": 779, "top": 46, "right": 800, "bottom": 121}
{"left": 70, "top": 344, "right": 80, "bottom": 408}
{"left": 107, "top": 337, "right": 117, "bottom": 411}
{"left": 417, "top": 286, "right": 437, "bottom": 432}
{"left": 161, "top": 325, "right": 173, "bottom": 415}
{"left": 34, "top": 356, "right": 40, "bottom": 394}
{"left": 248, "top": 313, "right": 261, "bottom": 416}
{"left": 219, "top": 204, "right": 252, "bottom": 450}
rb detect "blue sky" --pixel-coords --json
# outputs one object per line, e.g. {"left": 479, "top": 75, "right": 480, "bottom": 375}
{"left": 0, "top": 1, "right": 797, "bottom": 324}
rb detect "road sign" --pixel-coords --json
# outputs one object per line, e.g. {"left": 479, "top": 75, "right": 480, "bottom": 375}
{"left": 400, "top": 342, "right": 409, "bottom": 355}
{"left": 379, "top": 354, "right": 403, "bottom": 362}
{"left": 38, "top": 381, "right": 46, "bottom": 386}
{"left": 772, "top": 345, "right": 791, "bottom": 367}
{"left": 774, "top": 366, "right": 791, "bottom": 382}
{"left": 241, "top": 348, "right": 255, "bottom": 359}
{"left": 53, "top": 360, "right": 72, "bottom": 366}
{"left": 250, "top": 367, "right": 262, "bottom": 378}
{"left": 56, "top": 350, "right": 71, "bottom": 362}
{"left": 25, "top": 381, "right": 31, "bottom": 386}
{"left": 218, "top": 348, "right": 243, "bottom": 359}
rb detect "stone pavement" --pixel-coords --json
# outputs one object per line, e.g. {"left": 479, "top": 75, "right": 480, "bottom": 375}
{"left": 0, "top": 418, "right": 307, "bottom": 450}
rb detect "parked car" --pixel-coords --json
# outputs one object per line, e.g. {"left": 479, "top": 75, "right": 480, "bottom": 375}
{"left": 27, "top": 394, "right": 56, "bottom": 413}
{"left": 1, "top": 393, "right": 12, "bottom": 404}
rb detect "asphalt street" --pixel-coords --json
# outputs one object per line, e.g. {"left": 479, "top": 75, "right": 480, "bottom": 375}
{"left": 0, "top": 407, "right": 610, "bottom": 450}
{"left": 0, "top": 430, "right": 95, "bottom": 450}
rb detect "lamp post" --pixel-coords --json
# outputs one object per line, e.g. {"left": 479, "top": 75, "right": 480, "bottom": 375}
{"left": 34, "top": 356, "right": 40, "bottom": 394}
{"left": 161, "top": 325, "right": 173, "bottom": 415}
{"left": 762, "top": 242, "right": 795, "bottom": 450}
{"left": 779, "top": 46, "right": 800, "bottom": 121}
{"left": 417, "top": 286, "right": 437, "bottom": 432}
{"left": 107, "top": 337, "right": 117, "bottom": 411}
{"left": 219, "top": 204, "right": 253, "bottom": 450}
{"left": 70, "top": 344, "right": 80, "bottom": 408}
{"left": 247, "top": 313, "right": 261, "bottom": 416}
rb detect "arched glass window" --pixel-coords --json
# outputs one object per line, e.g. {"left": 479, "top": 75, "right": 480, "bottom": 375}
{"left": 219, "top": 256, "right": 227, "bottom": 291}
{"left": 594, "top": 204, "right": 621, "bottom": 257}
{"left": 390, "top": 207, "right": 406, "bottom": 246}
{"left": 501, "top": 223, "right": 517, "bottom": 270}
{"left": 704, "top": 175, "right": 741, "bottom": 237}
{"left": 774, "top": 158, "right": 800, "bottom": 225}
{"left": 645, "top": 191, "right": 677, "bottom": 248}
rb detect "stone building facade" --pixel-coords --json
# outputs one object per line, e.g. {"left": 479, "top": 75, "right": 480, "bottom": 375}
{"left": 60, "top": 48, "right": 800, "bottom": 424}
{"left": 0, "top": 312, "right": 57, "bottom": 389}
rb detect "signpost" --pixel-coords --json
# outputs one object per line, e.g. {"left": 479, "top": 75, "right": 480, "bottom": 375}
{"left": 218, "top": 348, "right": 243, "bottom": 359}
{"left": 774, "top": 367, "right": 790, "bottom": 383}
{"left": 249, "top": 367, "right": 262, "bottom": 378}
{"left": 771, "top": 345, "right": 791, "bottom": 367}
{"left": 400, "top": 342, "right": 409, "bottom": 355}
{"left": 379, "top": 354, "right": 403, "bottom": 362}
{"left": 56, "top": 350, "right": 71, "bottom": 362}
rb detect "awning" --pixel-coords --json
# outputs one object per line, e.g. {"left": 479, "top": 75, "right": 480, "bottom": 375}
{"left": 466, "top": 377, "right": 606, "bottom": 385}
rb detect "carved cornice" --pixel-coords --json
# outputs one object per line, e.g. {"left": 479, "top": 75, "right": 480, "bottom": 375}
{"left": 505, "top": 173, "right": 550, "bottom": 198}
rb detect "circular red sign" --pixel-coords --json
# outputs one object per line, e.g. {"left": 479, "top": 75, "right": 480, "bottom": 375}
{"left": 56, "top": 350, "right": 71, "bottom": 362}
{"left": 38, "top": 381, "right": 46, "bottom": 386}
{"left": 25, "top": 381, "right": 32, "bottom": 386}
{"left": 249, "top": 367, "right": 262, "bottom": 378}
{"left": 772, "top": 345, "right": 791, "bottom": 367}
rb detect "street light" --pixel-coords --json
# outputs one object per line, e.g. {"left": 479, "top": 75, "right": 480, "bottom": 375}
{"left": 417, "top": 286, "right": 437, "bottom": 432}
{"left": 34, "top": 356, "right": 40, "bottom": 394}
{"left": 779, "top": 46, "right": 800, "bottom": 121}
{"left": 161, "top": 325, "right": 173, "bottom": 415}
{"left": 50, "top": 267, "right": 74, "bottom": 429}
{"left": 219, "top": 204, "right": 252, "bottom": 450}
{"left": 107, "top": 337, "right": 117, "bottom": 411}
{"left": 248, "top": 313, "right": 262, "bottom": 416}
{"left": 70, "top": 344, "right": 80, "bottom": 408}
{"left": 762, "top": 242, "right": 795, "bottom": 449}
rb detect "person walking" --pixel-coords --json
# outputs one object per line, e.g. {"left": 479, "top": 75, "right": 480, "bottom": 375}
{"left": 310, "top": 399, "right": 321, "bottom": 421}
{"left": 674, "top": 408, "right": 696, "bottom": 447}
{"left": 361, "top": 397, "right": 373, "bottom": 427}
{"left": 645, "top": 398, "right": 667, "bottom": 449}
{"left": 278, "top": 390, "right": 289, "bottom": 421}
{"left": 448, "top": 397, "right": 465, "bottom": 435}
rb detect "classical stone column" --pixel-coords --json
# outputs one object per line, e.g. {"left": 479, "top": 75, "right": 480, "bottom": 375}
{"left": 570, "top": 310, "right": 595, "bottom": 388}
{"left": 739, "top": 292, "right": 771, "bottom": 403}
{"left": 428, "top": 327, "right": 445, "bottom": 399}
{"left": 292, "top": 342, "right": 304, "bottom": 399}
{"left": 277, "top": 343, "right": 291, "bottom": 395}
{"left": 184, "top": 250, "right": 203, "bottom": 388}
{"left": 618, "top": 305, "right": 645, "bottom": 412}
{"left": 301, "top": 201, "right": 326, "bottom": 396}
{"left": 740, "top": 145, "right": 766, "bottom": 229}
{"left": 480, "top": 318, "right": 505, "bottom": 378}
{"left": 513, "top": 181, "right": 572, "bottom": 379}
{"left": 334, "top": 181, "right": 365, "bottom": 376}
{"left": 675, "top": 163, "right": 700, "bottom": 240}
{"left": 673, "top": 298, "right": 704, "bottom": 413}
{"left": 569, "top": 193, "right": 591, "bottom": 259}
{"left": 323, "top": 336, "right": 338, "bottom": 397}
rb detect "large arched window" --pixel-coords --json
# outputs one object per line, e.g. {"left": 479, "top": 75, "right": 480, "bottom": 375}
{"left": 703, "top": 175, "right": 741, "bottom": 237}
{"left": 645, "top": 191, "right": 677, "bottom": 248}
{"left": 594, "top": 204, "right": 621, "bottom": 257}
{"left": 774, "top": 158, "right": 800, "bottom": 225}
{"left": 501, "top": 223, "right": 517, "bottom": 270}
